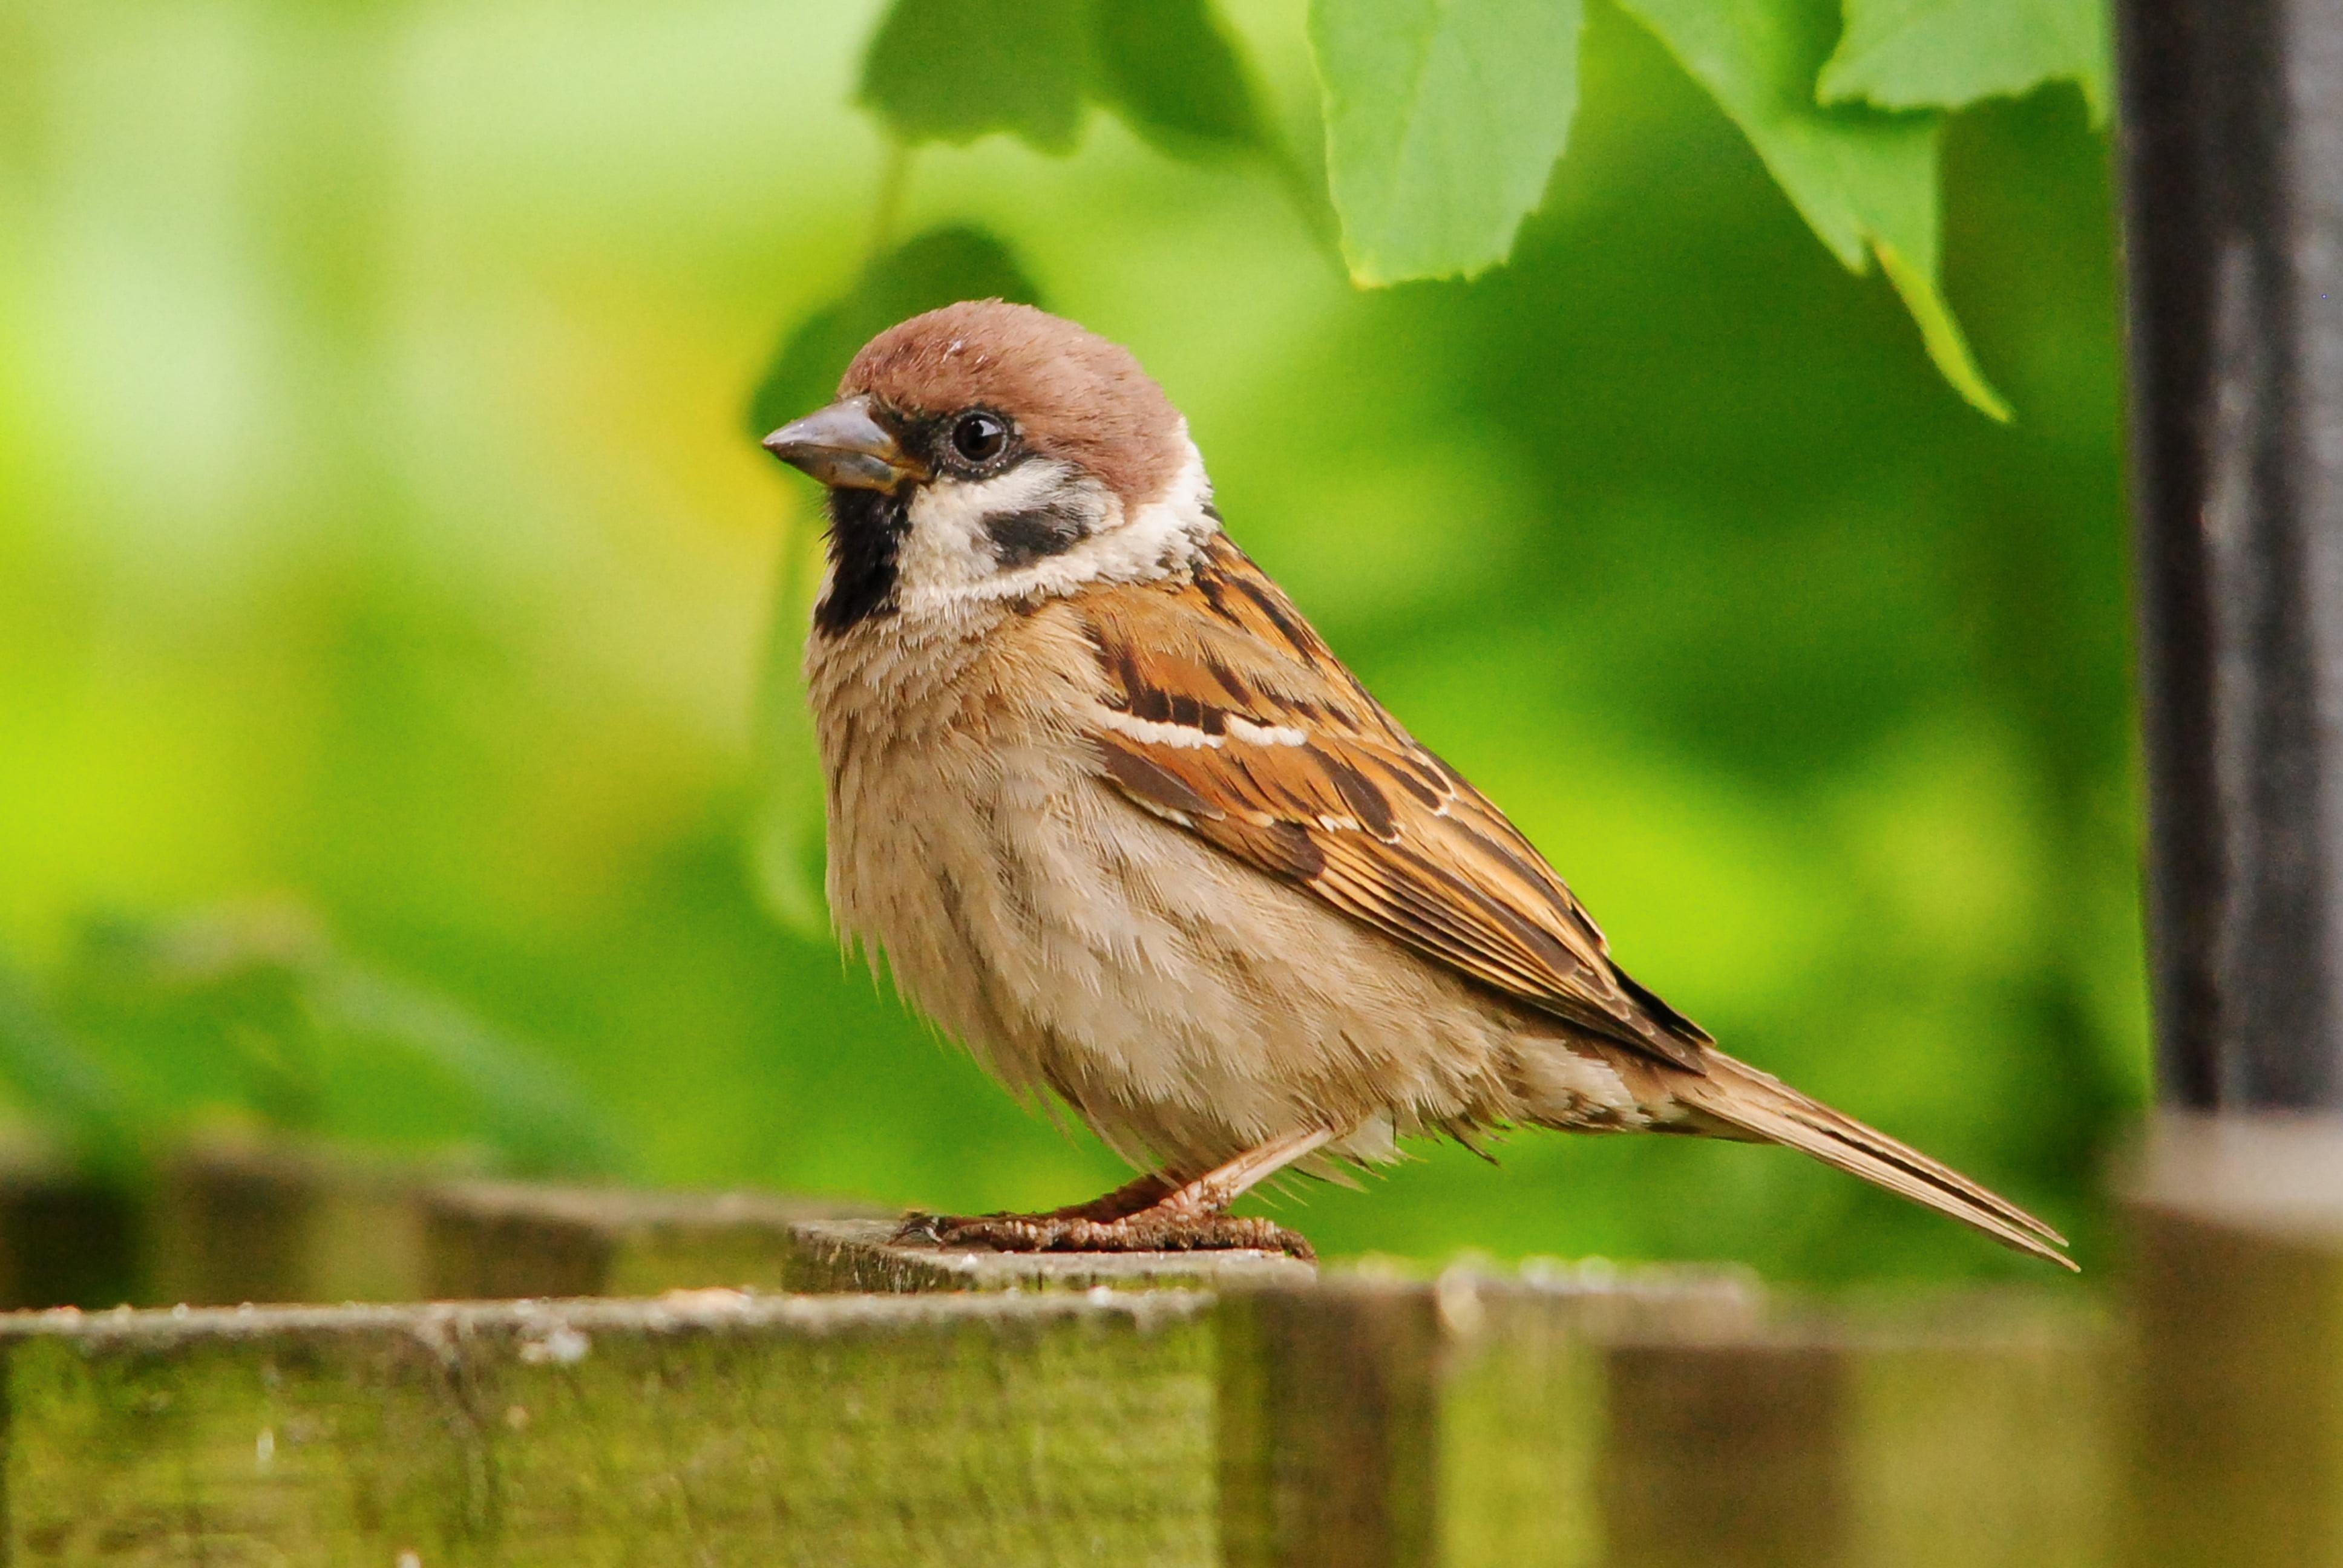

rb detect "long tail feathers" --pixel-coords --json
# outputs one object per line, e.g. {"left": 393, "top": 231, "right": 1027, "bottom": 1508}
{"left": 1679, "top": 1054, "right": 2076, "bottom": 1271}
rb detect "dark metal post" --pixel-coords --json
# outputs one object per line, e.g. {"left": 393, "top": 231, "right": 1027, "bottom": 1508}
{"left": 2115, "top": 0, "right": 2343, "bottom": 1109}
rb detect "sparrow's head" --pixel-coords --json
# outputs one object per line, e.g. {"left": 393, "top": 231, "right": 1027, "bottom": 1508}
{"left": 762, "top": 301, "right": 1216, "bottom": 635}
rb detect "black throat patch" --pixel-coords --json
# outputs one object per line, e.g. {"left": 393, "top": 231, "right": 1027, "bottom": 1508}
{"left": 814, "top": 486, "right": 908, "bottom": 635}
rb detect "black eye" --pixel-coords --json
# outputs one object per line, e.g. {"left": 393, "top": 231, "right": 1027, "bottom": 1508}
{"left": 949, "top": 411, "right": 1009, "bottom": 466}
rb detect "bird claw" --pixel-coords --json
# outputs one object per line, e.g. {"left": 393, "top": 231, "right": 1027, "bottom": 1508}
{"left": 893, "top": 1209, "right": 1316, "bottom": 1262}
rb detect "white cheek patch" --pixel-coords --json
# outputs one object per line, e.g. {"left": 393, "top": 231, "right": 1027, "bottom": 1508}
{"left": 1058, "top": 434, "right": 1214, "bottom": 592}
{"left": 897, "top": 460, "right": 1093, "bottom": 603}
{"left": 893, "top": 431, "right": 1220, "bottom": 619}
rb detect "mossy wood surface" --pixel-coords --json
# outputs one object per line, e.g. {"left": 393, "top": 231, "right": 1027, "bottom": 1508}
{"left": 1216, "top": 1268, "right": 1763, "bottom": 1568}
{"left": 786, "top": 1218, "right": 1316, "bottom": 1293}
{"left": 2, "top": 1292, "right": 1217, "bottom": 1566}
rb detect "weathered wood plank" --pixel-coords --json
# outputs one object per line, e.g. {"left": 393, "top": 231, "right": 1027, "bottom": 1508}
{"left": 153, "top": 1149, "right": 893, "bottom": 1305}
{"left": 2122, "top": 1112, "right": 2343, "bottom": 1567}
{"left": 423, "top": 1183, "right": 879, "bottom": 1299}
{"left": 0, "top": 1145, "right": 139, "bottom": 1310}
{"left": 1602, "top": 1306, "right": 2109, "bottom": 1568}
{"left": 1216, "top": 1263, "right": 1763, "bottom": 1568}
{"left": 1837, "top": 1311, "right": 2110, "bottom": 1568}
{"left": 1219, "top": 1267, "right": 2105, "bottom": 1568}
{"left": 787, "top": 1217, "right": 1316, "bottom": 1293}
{"left": 2, "top": 1292, "right": 1217, "bottom": 1566}
{"left": 148, "top": 1142, "right": 425, "bottom": 1307}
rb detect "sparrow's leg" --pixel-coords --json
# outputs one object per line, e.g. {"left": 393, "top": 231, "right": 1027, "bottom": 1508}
{"left": 893, "top": 1168, "right": 1177, "bottom": 1243}
{"left": 1040, "top": 1170, "right": 1181, "bottom": 1222}
{"left": 896, "top": 1128, "right": 1334, "bottom": 1261}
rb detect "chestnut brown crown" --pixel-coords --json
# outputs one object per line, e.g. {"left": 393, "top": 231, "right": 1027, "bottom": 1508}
{"left": 840, "top": 300, "right": 1188, "bottom": 510}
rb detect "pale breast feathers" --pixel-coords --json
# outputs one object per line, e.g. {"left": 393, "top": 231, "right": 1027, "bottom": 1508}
{"left": 1072, "top": 536, "right": 1713, "bottom": 1072}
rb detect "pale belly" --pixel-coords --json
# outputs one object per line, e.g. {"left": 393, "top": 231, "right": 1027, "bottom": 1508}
{"left": 830, "top": 720, "right": 1636, "bottom": 1174}
{"left": 807, "top": 609, "right": 1648, "bottom": 1179}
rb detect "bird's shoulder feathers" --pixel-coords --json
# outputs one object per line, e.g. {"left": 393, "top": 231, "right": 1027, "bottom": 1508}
{"left": 1070, "top": 534, "right": 1712, "bottom": 1072}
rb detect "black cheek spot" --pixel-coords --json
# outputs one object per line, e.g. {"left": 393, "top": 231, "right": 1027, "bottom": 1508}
{"left": 986, "top": 502, "right": 1092, "bottom": 568}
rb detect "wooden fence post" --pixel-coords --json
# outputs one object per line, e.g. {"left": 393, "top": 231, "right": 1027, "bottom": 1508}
{"left": 1215, "top": 1266, "right": 1760, "bottom": 1568}
{"left": 1216, "top": 1270, "right": 2106, "bottom": 1568}
{"left": 2122, "top": 1114, "right": 2343, "bottom": 1566}
{"left": 0, "top": 1144, "right": 139, "bottom": 1311}
{"left": 2112, "top": 8, "right": 2343, "bottom": 1559}
{"left": 421, "top": 1181, "right": 874, "bottom": 1299}
{"left": 1602, "top": 1312, "right": 2109, "bottom": 1568}
{"left": 148, "top": 1142, "right": 425, "bottom": 1307}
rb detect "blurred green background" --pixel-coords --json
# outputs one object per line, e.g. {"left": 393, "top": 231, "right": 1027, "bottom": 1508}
{"left": 0, "top": 0, "right": 2140, "bottom": 1284}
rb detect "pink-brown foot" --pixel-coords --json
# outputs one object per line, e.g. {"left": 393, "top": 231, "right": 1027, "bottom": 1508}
{"left": 1040, "top": 1171, "right": 1179, "bottom": 1223}
{"left": 894, "top": 1209, "right": 1316, "bottom": 1263}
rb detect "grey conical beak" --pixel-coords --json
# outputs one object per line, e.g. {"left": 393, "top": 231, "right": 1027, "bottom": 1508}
{"left": 761, "top": 396, "right": 926, "bottom": 491}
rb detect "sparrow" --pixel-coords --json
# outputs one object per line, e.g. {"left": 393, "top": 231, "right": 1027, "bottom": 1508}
{"left": 761, "top": 300, "right": 2071, "bottom": 1270}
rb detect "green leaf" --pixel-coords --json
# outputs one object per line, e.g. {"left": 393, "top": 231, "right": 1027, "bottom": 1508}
{"left": 743, "top": 226, "right": 1044, "bottom": 938}
{"left": 1086, "top": 0, "right": 1267, "bottom": 162}
{"left": 1820, "top": 0, "right": 2111, "bottom": 124}
{"left": 1617, "top": 0, "right": 2011, "bottom": 422}
{"left": 858, "top": 0, "right": 1091, "bottom": 154}
{"left": 1308, "top": 0, "right": 1585, "bottom": 285}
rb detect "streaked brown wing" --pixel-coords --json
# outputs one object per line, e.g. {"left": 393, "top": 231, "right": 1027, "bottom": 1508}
{"left": 1077, "top": 535, "right": 1711, "bottom": 1072}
